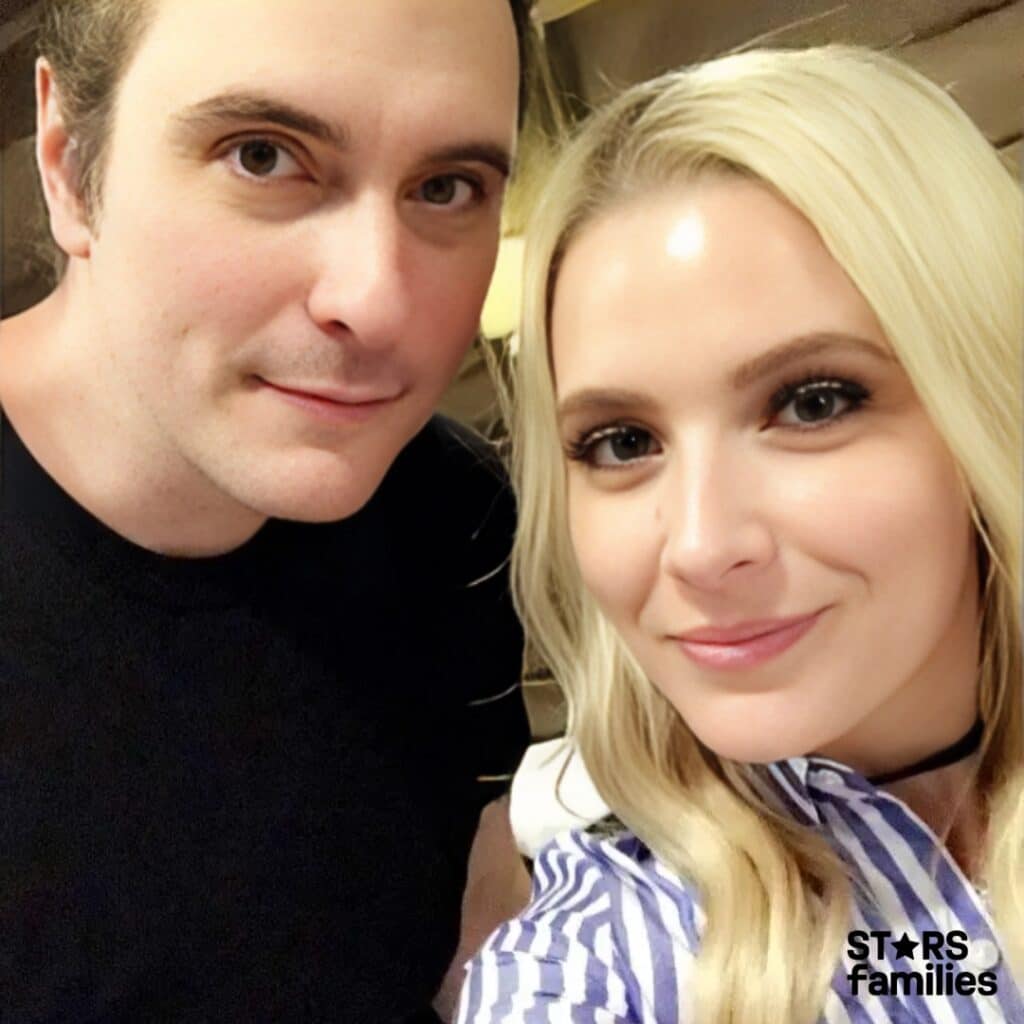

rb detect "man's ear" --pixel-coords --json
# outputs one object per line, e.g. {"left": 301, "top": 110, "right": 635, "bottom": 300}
{"left": 35, "top": 58, "right": 92, "bottom": 261}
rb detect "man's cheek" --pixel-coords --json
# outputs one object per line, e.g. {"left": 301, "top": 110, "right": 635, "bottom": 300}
{"left": 425, "top": 248, "right": 499, "bottom": 335}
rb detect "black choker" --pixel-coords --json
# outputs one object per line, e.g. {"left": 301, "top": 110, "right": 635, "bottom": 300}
{"left": 868, "top": 717, "right": 985, "bottom": 786}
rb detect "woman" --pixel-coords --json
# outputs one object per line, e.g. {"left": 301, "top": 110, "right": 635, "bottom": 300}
{"left": 458, "top": 46, "right": 1022, "bottom": 1023}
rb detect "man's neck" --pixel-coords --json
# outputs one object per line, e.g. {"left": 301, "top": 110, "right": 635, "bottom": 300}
{"left": 0, "top": 289, "right": 267, "bottom": 557}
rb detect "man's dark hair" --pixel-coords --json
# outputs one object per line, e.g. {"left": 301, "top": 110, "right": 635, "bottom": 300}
{"left": 507, "top": 0, "right": 536, "bottom": 119}
{"left": 38, "top": 0, "right": 537, "bottom": 240}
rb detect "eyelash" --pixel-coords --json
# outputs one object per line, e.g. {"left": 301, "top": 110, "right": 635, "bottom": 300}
{"left": 414, "top": 173, "right": 489, "bottom": 210}
{"left": 223, "top": 136, "right": 308, "bottom": 184}
{"left": 565, "top": 423, "right": 649, "bottom": 466}
{"left": 565, "top": 372, "right": 872, "bottom": 468}
{"left": 767, "top": 371, "right": 871, "bottom": 430}
{"left": 221, "top": 136, "right": 490, "bottom": 209}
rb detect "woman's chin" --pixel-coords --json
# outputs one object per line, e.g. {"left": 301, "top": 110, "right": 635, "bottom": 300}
{"left": 688, "top": 721, "right": 822, "bottom": 767}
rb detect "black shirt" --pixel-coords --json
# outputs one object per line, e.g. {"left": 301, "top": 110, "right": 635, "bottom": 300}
{"left": 0, "top": 412, "right": 528, "bottom": 1023}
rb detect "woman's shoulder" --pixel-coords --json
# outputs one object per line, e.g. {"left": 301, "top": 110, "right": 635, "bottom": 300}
{"left": 531, "top": 823, "right": 656, "bottom": 893}
{"left": 458, "top": 828, "right": 701, "bottom": 1023}
{"left": 528, "top": 826, "right": 705, "bottom": 951}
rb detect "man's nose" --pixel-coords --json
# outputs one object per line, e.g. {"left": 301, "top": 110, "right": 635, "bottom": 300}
{"left": 658, "top": 445, "right": 776, "bottom": 592}
{"left": 305, "top": 196, "right": 413, "bottom": 351}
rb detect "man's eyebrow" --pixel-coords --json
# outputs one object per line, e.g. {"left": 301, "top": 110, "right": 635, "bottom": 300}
{"left": 423, "top": 143, "right": 512, "bottom": 180}
{"left": 557, "top": 388, "right": 654, "bottom": 424}
{"left": 171, "top": 91, "right": 350, "bottom": 150}
{"left": 731, "top": 332, "right": 894, "bottom": 389}
{"left": 170, "top": 90, "right": 512, "bottom": 176}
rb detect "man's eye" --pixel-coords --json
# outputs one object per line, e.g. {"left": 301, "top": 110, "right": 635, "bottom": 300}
{"left": 415, "top": 174, "right": 481, "bottom": 209}
{"left": 227, "top": 139, "right": 305, "bottom": 181}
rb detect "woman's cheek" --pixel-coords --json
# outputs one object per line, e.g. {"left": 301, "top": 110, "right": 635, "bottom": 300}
{"left": 775, "top": 436, "right": 970, "bottom": 584}
{"left": 569, "top": 488, "right": 657, "bottom": 625}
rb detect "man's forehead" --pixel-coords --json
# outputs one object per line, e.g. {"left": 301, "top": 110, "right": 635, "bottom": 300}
{"left": 126, "top": 0, "right": 519, "bottom": 147}
{"left": 133, "top": 0, "right": 518, "bottom": 91}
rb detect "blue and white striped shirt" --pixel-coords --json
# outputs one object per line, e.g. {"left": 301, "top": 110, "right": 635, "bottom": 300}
{"left": 458, "top": 756, "right": 1022, "bottom": 1023}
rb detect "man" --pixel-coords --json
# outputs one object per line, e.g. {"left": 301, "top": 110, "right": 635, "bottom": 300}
{"left": 0, "top": 1, "right": 532, "bottom": 1020}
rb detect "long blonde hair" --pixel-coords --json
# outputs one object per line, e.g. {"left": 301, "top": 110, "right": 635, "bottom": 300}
{"left": 510, "top": 45, "right": 1023, "bottom": 1023}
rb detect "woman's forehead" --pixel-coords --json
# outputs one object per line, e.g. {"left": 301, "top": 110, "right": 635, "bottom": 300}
{"left": 550, "top": 179, "right": 891, "bottom": 394}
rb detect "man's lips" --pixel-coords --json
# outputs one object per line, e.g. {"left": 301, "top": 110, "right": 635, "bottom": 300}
{"left": 257, "top": 377, "right": 401, "bottom": 405}
{"left": 671, "top": 608, "right": 829, "bottom": 670}
{"left": 256, "top": 377, "right": 402, "bottom": 423}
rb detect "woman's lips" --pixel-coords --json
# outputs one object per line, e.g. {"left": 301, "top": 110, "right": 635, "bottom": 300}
{"left": 673, "top": 609, "right": 827, "bottom": 670}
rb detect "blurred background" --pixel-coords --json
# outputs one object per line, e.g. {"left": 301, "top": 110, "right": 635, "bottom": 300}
{"left": 1, "top": 0, "right": 1021, "bottom": 736}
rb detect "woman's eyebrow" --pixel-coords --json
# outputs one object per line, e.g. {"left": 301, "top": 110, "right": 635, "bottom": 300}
{"left": 556, "top": 335, "right": 892, "bottom": 423}
{"left": 556, "top": 388, "right": 654, "bottom": 424}
{"left": 731, "top": 333, "right": 894, "bottom": 389}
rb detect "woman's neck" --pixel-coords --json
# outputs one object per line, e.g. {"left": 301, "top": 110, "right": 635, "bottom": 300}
{"left": 881, "top": 754, "right": 986, "bottom": 879}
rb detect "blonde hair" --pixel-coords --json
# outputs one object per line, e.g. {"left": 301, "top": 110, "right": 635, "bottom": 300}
{"left": 510, "top": 45, "right": 1023, "bottom": 1023}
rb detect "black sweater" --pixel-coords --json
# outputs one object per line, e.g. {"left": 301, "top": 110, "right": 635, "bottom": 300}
{"left": 0, "top": 412, "right": 528, "bottom": 1023}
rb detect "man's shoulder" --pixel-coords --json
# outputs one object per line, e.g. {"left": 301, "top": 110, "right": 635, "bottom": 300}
{"left": 370, "top": 415, "right": 514, "bottom": 559}
{"left": 390, "top": 414, "right": 508, "bottom": 506}
{"left": 282, "top": 416, "right": 515, "bottom": 586}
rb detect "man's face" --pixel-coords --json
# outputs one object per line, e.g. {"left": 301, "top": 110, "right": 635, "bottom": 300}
{"left": 83, "top": 0, "right": 519, "bottom": 522}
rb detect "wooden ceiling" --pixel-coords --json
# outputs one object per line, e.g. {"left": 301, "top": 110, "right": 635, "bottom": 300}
{"left": 2, "top": 0, "right": 1021, "bottom": 322}
{"left": 543, "top": 0, "right": 1021, "bottom": 159}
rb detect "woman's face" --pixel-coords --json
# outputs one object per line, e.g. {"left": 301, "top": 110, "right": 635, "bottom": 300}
{"left": 551, "top": 177, "right": 980, "bottom": 774}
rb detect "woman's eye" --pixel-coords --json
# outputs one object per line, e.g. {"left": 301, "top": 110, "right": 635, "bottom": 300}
{"left": 771, "top": 379, "right": 869, "bottom": 430}
{"left": 415, "top": 174, "right": 480, "bottom": 209}
{"left": 228, "top": 139, "right": 305, "bottom": 181}
{"left": 569, "top": 426, "right": 661, "bottom": 468}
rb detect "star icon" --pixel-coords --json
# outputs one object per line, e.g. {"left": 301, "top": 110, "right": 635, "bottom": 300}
{"left": 891, "top": 933, "right": 919, "bottom": 960}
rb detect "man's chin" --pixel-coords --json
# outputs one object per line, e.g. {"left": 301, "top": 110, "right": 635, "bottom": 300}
{"left": 220, "top": 453, "right": 393, "bottom": 524}
{"left": 247, "top": 475, "right": 384, "bottom": 524}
